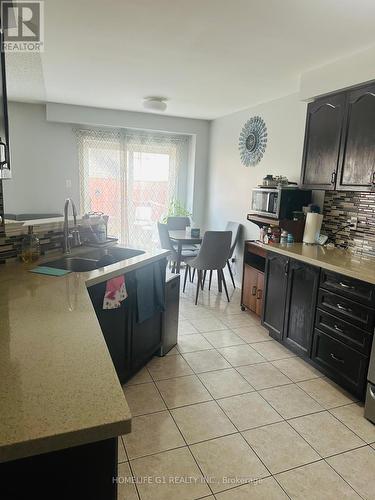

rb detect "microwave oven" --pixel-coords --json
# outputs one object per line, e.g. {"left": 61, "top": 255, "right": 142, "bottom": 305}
{"left": 250, "top": 187, "right": 312, "bottom": 219}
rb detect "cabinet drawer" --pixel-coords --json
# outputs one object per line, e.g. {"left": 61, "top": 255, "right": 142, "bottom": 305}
{"left": 320, "top": 269, "right": 375, "bottom": 306}
{"left": 318, "top": 289, "right": 374, "bottom": 332}
{"left": 315, "top": 308, "right": 372, "bottom": 355}
{"left": 312, "top": 329, "right": 368, "bottom": 397}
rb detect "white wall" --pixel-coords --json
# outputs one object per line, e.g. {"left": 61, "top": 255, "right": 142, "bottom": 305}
{"left": 4, "top": 102, "right": 210, "bottom": 224}
{"left": 205, "top": 93, "right": 307, "bottom": 282}
{"left": 4, "top": 102, "right": 79, "bottom": 214}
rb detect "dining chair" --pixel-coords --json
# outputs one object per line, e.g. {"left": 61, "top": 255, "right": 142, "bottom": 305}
{"left": 167, "top": 216, "right": 190, "bottom": 230}
{"left": 183, "top": 231, "right": 232, "bottom": 305}
{"left": 157, "top": 222, "right": 197, "bottom": 274}
{"left": 225, "top": 221, "right": 241, "bottom": 288}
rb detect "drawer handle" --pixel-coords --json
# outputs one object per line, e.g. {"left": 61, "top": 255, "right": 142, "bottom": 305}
{"left": 337, "top": 303, "right": 352, "bottom": 313}
{"left": 257, "top": 289, "right": 262, "bottom": 300}
{"left": 330, "top": 353, "right": 344, "bottom": 363}
{"left": 339, "top": 282, "right": 355, "bottom": 290}
{"left": 252, "top": 286, "right": 257, "bottom": 296}
{"left": 333, "top": 324, "right": 344, "bottom": 333}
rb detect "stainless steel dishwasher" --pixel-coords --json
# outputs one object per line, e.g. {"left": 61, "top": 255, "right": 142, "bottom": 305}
{"left": 365, "top": 338, "right": 375, "bottom": 424}
{"left": 158, "top": 273, "right": 180, "bottom": 355}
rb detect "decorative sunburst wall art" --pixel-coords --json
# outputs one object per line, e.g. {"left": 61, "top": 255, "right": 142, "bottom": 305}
{"left": 239, "top": 116, "right": 268, "bottom": 167}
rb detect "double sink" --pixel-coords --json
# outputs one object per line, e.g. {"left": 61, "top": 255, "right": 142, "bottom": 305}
{"left": 45, "top": 247, "right": 145, "bottom": 272}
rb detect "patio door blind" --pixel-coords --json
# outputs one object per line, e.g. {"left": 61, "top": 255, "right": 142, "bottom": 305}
{"left": 77, "top": 129, "right": 188, "bottom": 250}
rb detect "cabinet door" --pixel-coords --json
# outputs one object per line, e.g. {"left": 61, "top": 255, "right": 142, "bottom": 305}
{"left": 262, "top": 254, "right": 289, "bottom": 340}
{"left": 300, "top": 94, "right": 346, "bottom": 190}
{"left": 255, "top": 272, "right": 264, "bottom": 317}
{"left": 242, "top": 264, "right": 258, "bottom": 312}
{"left": 283, "top": 260, "right": 320, "bottom": 357}
{"left": 337, "top": 84, "right": 375, "bottom": 191}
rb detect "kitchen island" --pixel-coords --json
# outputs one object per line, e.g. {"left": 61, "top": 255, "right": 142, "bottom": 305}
{"left": 0, "top": 246, "right": 169, "bottom": 497}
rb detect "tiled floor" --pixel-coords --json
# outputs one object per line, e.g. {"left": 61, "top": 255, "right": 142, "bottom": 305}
{"left": 117, "top": 277, "right": 375, "bottom": 500}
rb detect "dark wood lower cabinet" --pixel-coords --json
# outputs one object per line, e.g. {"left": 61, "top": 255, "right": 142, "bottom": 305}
{"left": 262, "top": 250, "right": 374, "bottom": 400}
{"left": 311, "top": 329, "right": 368, "bottom": 397}
{"left": 0, "top": 438, "right": 118, "bottom": 499}
{"left": 283, "top": 260, "right": 320, "bottom": 357}
{"left": 262, "top": 253, "right": 289, "bottom": 340}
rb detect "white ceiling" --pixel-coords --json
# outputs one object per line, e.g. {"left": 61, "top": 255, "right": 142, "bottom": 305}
{"left": 6, "top": 0, "right": 375, "bottom": 119}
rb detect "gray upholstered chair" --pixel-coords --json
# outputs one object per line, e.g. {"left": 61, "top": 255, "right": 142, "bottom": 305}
{"left": 184, "top": 231, "right": 232, "bottom": 304}
{"left": 167, "top": 216, "right": 190, "bottom": 230}
{"left": 157, "top": 222, "right": 197, "bottom": 274}
{"left": 225, "top": 221, "right": 241, "bottom": 288}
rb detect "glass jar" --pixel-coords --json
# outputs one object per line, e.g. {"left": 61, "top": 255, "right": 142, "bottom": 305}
{"left": 21, "top": 227, "right": 40, "bottom": 263}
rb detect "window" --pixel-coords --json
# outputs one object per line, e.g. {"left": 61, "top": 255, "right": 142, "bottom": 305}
{"left": 77, "top": 129, "right": 189, "bottom": 250}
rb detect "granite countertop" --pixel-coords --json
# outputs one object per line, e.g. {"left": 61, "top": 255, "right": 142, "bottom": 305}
{"left": 0, "top": 246, "right": 169, "bottom": 463}
{"left": 256, "top": 242, "right": 375, "bottom": 285}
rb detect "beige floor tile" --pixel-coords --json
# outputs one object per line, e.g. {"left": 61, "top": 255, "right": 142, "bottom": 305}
{"left": 217, "top": 392, "right": 283, "bottom": 431}
{"left": 231, "top": 325, "right": 271, "bottom": 343}
{"left": 327, "top": 446, "right": 375, "bottom": 499}
{"left": 123, "top": 410, "right": 185, "bottom": 460}
{"left": 123, "top": 382, "right": 166, "bottom": 416}
{"left": 190, "top": 433, "right": 268, "bottom": 493}
{"left": 289, "top": 411, "right": 365, "bottom": 457}
{"left": 198, "top": 368, "right": 253, "bottom": 399}
{"left": 298, "top": 377, "right": 357, "bottom": 409}
{"left": 218, "top": 344, "right": 265, "bottom": 367}
{"left": 237, "top": 362, "right": 292, "bottom": 390}
{"left": 118, "top": 437, "right": 127, "bottom": 463}
{"left": 124, "top": 367, "right": 152, "bottom": 386}
{"left": 171, "top": 401, "right": 236, "bottom": 444}
{"left": 166, "top": 346, "right": 179, "bottom": 356}
{"left": 243, "top": 421, "right": 320, "bottom": 474}
{"left": 202, "top": 329, "right": 245, "bottom": 348}
{"left": 156, "top": 375, "right": 212, "bottom": 408}
{"left": 221, "top": 314, "right": 258, "bottom": 328}
{"left": 181, "top": 308, "right": 215, "bottom": 320}
{"left": 276, "top": 460, "right": 361, "bottom": 500}
{"left": 259, "top": 384, "right": 323, "bottom": 419}
{"left": 183, "top": 349, "right": 231, "bottom": 373}
{"left": 215, "top": 476, "right": 289, "bottom": 499}
{"left": 178, "top": 320, "right": 199, "bottom": 335}
{"left": 131, "top": 447, "right": 210, "bottom": 500}
{"left": 117, "top": 462, "right": 139, "bottom": 500}
{"left": 330, "top": 403, "right": 375, "bottom": 443}
{"left": 147, "top": 354, "right": 193, "bottom": 380}
{"left": 252, "top": 340, "right": 296, "bottom": 361}
{"left": 190, "top": 317, "right": 228, "bottom": 332}
{"left": 177, "top": 334, "right": 213, "bottom": 353}
{"left": 271, "top": 357, "right": 322, "bottom": 382}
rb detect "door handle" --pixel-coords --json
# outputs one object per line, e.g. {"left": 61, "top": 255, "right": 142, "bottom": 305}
{"left": 284, "top": 261, "right": 289, "bottom": 276}
{"left": 369, "top": 385, "right": 375, "bottom": 400}
{"left": 372, "top": 172, "right": 375, "bottom": 185}
{"left": 330, "top": 353, "right": 344, "bottom": 363}
{"left": 331, "top": 171, "right": 337, "bottom": 184}
{"left": 256, "top": 289, "right": 262, "bottom": 300}
{"left": 252, "top": 286, "right": 257, "bottom": 296}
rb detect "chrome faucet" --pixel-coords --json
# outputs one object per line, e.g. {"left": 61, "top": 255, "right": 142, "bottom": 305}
{"left": 63, "top": 198, "right": 81, "bottom": 253}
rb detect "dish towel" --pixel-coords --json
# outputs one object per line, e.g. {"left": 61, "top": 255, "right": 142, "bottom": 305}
{"left": 103, "top": 275, "right": 128, "bottom": 309}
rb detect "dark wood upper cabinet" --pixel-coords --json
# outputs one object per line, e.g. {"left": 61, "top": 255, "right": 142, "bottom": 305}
{"left": 300, "top": 94, "right": 346, "bottom": 190}
{"left": 336, "top": 84, "right": 375, "bottom": 191}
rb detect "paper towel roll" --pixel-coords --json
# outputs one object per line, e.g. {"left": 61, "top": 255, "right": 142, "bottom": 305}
{"left": 303, "top": 213, "right": 323, "bottom": 244}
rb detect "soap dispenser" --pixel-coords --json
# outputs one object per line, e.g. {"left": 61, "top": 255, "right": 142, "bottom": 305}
{"left": 21, "top": 226, "right": 40, "bottom": 263}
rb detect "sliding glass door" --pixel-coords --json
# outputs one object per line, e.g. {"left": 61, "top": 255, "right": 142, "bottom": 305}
{"left": 77, "top": 129, "right": 188, "bottom": 250}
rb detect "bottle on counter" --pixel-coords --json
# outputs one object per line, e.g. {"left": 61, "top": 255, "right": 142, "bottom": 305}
{"left": 21, "top": 226, "right": 40, "bottom": 263}
{"left": 280, "top": 230, "right": 288, "bottom": 245}
{"left": 271, "top": 227, "right": 281, "bottom": 244}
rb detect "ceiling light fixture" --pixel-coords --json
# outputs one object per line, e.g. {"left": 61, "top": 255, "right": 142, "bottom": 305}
{"left": 143, "top": 96, "right": 168, "bottom": 112}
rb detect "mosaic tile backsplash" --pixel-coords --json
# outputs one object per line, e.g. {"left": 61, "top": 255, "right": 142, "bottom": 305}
{"left": 322, "top": 190, "right": 375, "bottom": 256}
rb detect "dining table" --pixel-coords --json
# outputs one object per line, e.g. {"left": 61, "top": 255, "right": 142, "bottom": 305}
{"left": 168, "top": 229, "right": 203, "bottom": 274}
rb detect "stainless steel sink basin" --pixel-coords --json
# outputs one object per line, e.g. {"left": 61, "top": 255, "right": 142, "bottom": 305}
{"left": 45, "top": 257, "right": 100, "bottom": 272}
{"left": 44, "top": 247, "right": 145, "bottom": 272}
